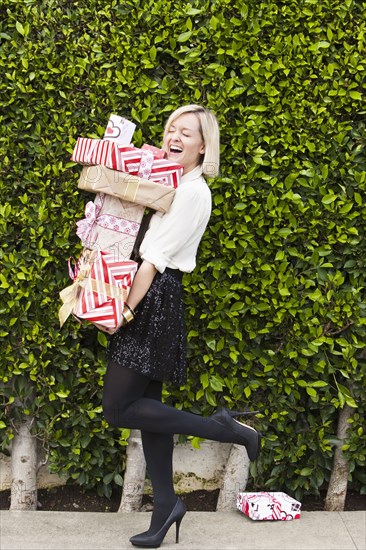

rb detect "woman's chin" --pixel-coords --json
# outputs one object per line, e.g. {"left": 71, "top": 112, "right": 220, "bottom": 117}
{"left": 167, "top": 152, "right": 183, "bottom": 164}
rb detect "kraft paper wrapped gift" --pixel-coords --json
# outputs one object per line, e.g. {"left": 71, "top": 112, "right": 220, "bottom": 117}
{"left": 78, "top": 165, "right": 176, "bottom": 213}
{"left": 75, "top": 192, "right": 145, "bottom": 260}
{"left": 59, "top": 249, "right": 138, "bottom": 332}
{"left": 237, "top": 492, "right": 301, "bottom": 521}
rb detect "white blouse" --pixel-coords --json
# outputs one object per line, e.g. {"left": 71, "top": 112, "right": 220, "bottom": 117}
{"left": 139, "top": 165, "right": 212, "bottom": 273}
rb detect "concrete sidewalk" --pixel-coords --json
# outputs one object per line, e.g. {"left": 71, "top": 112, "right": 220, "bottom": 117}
{"left": 0, "top": 510, "right": 365, "bottom": 550}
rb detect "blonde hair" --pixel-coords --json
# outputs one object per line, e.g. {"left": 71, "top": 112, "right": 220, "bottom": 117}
{"left": 163, "top": 104, "right": 220, "bottom": 178}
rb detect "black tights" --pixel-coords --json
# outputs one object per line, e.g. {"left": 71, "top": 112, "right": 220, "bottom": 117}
{"left": 102, "top": 363, "right": 238, "bottom": 532}
{"left": 102, "top": 363, "right": 241, "bottom": 442}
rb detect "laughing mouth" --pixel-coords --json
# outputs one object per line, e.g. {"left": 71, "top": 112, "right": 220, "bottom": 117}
{"left": 170, "top": 146, "right": 183, "bottom": 153}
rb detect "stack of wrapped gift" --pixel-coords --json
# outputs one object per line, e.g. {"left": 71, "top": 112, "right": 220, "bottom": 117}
{"left": 59, "top": 113, "right": 183, "bottom": 332}
{"left": 72, "top": 114, "right": 183, "bottom": 258}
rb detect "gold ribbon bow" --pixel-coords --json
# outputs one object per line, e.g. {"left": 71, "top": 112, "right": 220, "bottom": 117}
{"left": 58, "top": 251, "right": 94, "bottom": 327}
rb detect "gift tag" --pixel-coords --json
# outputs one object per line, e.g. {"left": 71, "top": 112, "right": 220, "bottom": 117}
{"left": 104, "top": 114, "right": 136, "bottom": 145}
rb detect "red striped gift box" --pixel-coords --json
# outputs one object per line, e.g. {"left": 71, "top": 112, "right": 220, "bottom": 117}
{"left": 73, "top": 251, "right": 138, "bottom": 331}
{"left": 71, "top": 137, "right": 123, "bottom": 172}
{"left": 119, "top": 146, "right": 183, "bottom": 188}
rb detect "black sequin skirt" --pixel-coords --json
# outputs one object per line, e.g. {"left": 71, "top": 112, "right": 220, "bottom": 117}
{"left": 107, "top": 268, "right": 187, "bottom": 386}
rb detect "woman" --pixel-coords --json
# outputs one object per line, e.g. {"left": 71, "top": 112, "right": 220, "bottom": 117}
{"left": 103, "top": 105, "right": 261, "bottom": 548}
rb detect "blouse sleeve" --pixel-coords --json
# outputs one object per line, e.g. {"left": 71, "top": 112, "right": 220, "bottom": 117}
{"left": 140, "top": 183, "right": 211, "bottom": 273}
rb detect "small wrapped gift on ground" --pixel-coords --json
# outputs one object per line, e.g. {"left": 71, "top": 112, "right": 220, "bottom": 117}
{"left": 59, "top": 249, "right": 138, "bottom": 332}
{"left": 78, "top": 165, "right": 177, "bottom": 213}
{"left": 237, "top": 492, "right": 301, "bottom": 521}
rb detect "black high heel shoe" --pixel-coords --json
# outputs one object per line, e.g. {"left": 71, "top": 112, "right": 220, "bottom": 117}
{"left": 129, "top": 497, "right": 186, "bottom": 548}
{"left": 211, "top": 408, "right": 262, "bottom": 461}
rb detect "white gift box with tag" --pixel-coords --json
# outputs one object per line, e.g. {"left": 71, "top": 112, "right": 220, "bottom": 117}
{"left": 237, "top": 492, "right": 301, "bottom": 521}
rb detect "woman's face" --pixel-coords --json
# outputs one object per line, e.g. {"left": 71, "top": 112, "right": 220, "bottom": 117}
{"left": 163, "top": 113, "right": 205, "bottom": 174}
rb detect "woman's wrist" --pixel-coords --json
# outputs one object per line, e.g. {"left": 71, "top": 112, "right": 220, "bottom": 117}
{"left": 124, "top": 303, "right": 136, "bottom": 317}
{"left": 121, "top": 303, "right": 135, "bottom": 325}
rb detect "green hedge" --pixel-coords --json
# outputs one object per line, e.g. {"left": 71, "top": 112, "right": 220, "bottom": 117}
{"left": 1, "top": 0, "right": 365, "bottom": 499}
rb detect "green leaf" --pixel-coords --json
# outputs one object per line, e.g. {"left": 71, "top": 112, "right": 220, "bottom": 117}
{"left": 300, "top": 467, "right": 313, "bottom": 476}
{"left": 230, "top": 302, "right": 245, "bottom": 312}
{"left": 97, "top": 331, "right": 108, "bottom": 348}
{"left": 279, "top": 287, "right": 291, "bottom": 296}
{"left": 186, "top": 8, "right": 202, "bottom": 15}
{"left": 244, "top": 386, "right": 251, "bottom": 398}
{"left": 149, "top": 46, "right": 157, "bottom": 61}
{"left": 177, "top": 31, "right": 192, "bottom": 42}
{"left": 15, "top": 21, "right": 25, "bottom": 36}
{"left": 103, "top": 472, "right": 114, "bottom": 485}
{"left": 114, "top": 473, "right": 123, "bottom": 486}
{"left": 349, "top": 91, "right": 362, "bottom": 100}
{"left": 345, "top": 396, "right": 357, "bottom": 408}
{"left": 278, "top": 228, "right": 292, "bottom": 238}
{"left": 322, "top": 194, "right": 337, "bottom": 204}
{"left": 312, "top": 381, "right": 328, "bottom": 388}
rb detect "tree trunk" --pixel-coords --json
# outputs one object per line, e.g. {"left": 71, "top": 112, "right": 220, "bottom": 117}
{"left": 216, "top": 443, "right": 250, "bottom": 511}
{"left": 119, "top": 429, "right": 146, "bottom": 512}
{"left": 10, "top": 416, "right": 38, "bottom": 510}
{"left": 324, "top": 405, "right": 352, "bottom": 511}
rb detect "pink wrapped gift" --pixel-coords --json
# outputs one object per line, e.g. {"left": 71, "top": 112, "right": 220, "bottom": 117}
{"left": 59, "top": 250, "right": 138, "bottom": 331}
{"left": 119, "top": 146, "right": 183, "bottom": 188}
{"left": 103, "top": 113, "right": 136, "bottom": 145}
{"left": 237, "top": 492, "right": 301, "bottom": 521}
{"left": 75, "top": 192, "right": 145, "bottom": 260}
{"left": 71, "top": 137, "right": 123, "bottom": 171}
{"left": 76, "top": 192, "right": 141, "bottom": 248}
{"left": 141, "top": 143, "right": 166, "bottom": 159}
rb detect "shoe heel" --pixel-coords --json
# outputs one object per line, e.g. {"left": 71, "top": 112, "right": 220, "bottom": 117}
{"left": 176, "top": 517, "right": 183, "bottom": 544}
{"left": 247, "top": 429, "right": 262, "bottom": 461}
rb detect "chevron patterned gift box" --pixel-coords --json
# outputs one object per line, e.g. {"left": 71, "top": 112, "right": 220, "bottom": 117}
{"left": 74, "top": 251, "right": 138, "bottom": 331}
{"left": 118, "top": 146, "right": 183, "bottom": 188}
{"left": 59, "top": 250, "right": 138, "bottom": 332}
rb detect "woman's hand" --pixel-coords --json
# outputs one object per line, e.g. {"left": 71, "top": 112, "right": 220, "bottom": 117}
{"left": 94, "top": 323, "right": 116, "bottom": 335}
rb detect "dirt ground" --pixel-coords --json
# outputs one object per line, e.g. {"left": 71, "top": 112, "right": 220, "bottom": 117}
{"left": 1, "top": 485, "right": 365, "bottom": 512}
